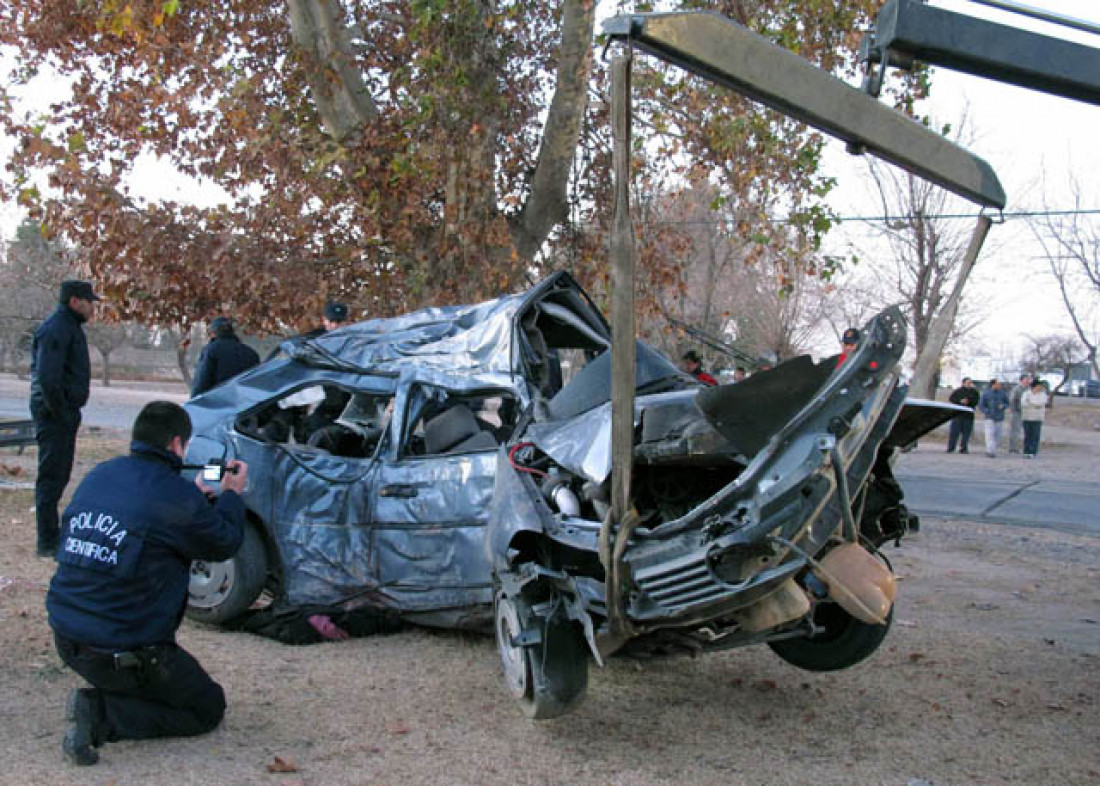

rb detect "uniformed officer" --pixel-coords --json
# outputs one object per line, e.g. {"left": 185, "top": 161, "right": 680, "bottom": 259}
{"left": 190, "top": 316, "right": 261, "bottom": 397}
{"left": 47, "top": 401, "right": 248, "bottom": 766}
{"left": 30, "top": 279, "right": 100, "bottom": 557}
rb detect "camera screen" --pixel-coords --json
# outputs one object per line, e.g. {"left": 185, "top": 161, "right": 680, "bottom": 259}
{"left": 202, "top": 464, "right": 224, "bottom": 482}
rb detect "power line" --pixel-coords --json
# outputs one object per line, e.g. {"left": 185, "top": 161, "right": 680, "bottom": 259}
{"left": 615, "top": 207, "right": 1100, "bottom": 228}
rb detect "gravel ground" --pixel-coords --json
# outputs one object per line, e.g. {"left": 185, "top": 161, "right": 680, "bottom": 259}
{"left": 0, "top": 398, "right": 1097, "bottom": 785}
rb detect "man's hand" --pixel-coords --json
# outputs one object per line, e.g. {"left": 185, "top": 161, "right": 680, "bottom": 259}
{"left": 220, "top": 460, "right": 248, "bottom": 494}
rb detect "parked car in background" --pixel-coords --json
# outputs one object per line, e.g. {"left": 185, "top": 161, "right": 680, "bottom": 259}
{"left": 184, "top": 273, "right": 962, "bottom": 719}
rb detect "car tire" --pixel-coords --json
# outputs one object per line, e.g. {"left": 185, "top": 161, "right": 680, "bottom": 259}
{"left": 768, "top": 601, "right": 893, "bottom": 672}
{"left": 495, "top": 589, "right": 588, "bottom": 719}
{"left": 186, "top": 521, "right": 268, "bottom": 625}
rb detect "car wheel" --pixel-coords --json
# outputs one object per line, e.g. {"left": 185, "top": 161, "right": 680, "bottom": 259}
{"left": 768, "top": 601, "right": 893, "bottom": 672}
{"left": 494, "top": 589, "right": 588, "bottom": 719}
{"left": 187, "top": 522, "right": 268, "bottom": 625}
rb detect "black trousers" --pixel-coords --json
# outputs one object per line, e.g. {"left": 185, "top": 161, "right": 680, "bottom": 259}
{"left": 947, "top": 415, "right": 974, "bottom": 452}
{"left": 54, "top": 632, "right": 226, "bottom": 743}
{"left": 31, "top": 399, "right": 81, "bottom": 552}
{"left": 1022, "top": 420, "right": 1043, "bottom": 456}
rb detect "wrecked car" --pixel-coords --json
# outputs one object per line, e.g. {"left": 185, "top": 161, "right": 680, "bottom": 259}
{"left": 184, "top": 272, "right": 961, "bottom": 718}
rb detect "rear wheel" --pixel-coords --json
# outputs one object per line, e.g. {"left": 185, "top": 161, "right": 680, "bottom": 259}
{"left": 187, "top": 521, "right": 268, "bottom": 625}
{"left": 768, "top": 602, "right": 893, "bottom": 672}
{"left": 495, "top": 588, "right": 588, "bottom": 719}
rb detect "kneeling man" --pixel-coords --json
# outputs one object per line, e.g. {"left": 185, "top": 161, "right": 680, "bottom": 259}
{"left": 46, "top": 401, "right": 248, "bottom": 765}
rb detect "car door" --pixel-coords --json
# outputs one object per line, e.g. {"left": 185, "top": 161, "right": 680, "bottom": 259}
{"left": 234, "top": 375, "right": 396, "bottom": 607}
{"left": 368, "top": 383, "right": 514, "bottom": 625}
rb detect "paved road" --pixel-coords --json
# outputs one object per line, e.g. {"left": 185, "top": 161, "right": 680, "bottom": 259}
{"left": 896, "top": 471, "right": 1099, "bottom": 538}
{"left": 0, "top": 375, "right": 188, "bottom": 430}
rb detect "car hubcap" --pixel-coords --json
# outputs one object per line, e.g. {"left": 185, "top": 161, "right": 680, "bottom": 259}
{"left": 495, "top": 592, "right": 529, "bottom": 699}
{"left": 188, "top": 559, "right": 235, "bottom": 609}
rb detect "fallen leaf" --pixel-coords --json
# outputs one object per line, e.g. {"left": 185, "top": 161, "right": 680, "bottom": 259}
{"left": 992, "top": 698, "right": 1009, "bottom": 708}
{"left": 908, "top": 652, "right": 926, "bottom": 663}
{"left": 386, "top": 721, "right": 410, "bottom": 735}
{"left": 755, "top": 679, "right": 778, "bottom": 692}
{"left": 266, "top": 755, "right": 298, "bottom": 773}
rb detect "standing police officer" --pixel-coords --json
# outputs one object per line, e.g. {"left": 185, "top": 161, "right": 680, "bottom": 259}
{"left": 30, "top": 279, "right": 100, "bottom": 557}
{"left": 190, "top": 316, "right": 260, "bottom": 397}
{"left": 47, "top": 401, "right": 248, "bottom": 766}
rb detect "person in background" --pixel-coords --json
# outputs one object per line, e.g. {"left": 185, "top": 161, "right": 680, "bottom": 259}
{"left": 836, "top": 327, "right": 860, "bottom": 367}
{"left": 732, "top": 367, "right": 747, "bottom": 383}
{"left": 190, "top": 317, "right": 260, "bottom": 397}
{"left": 47, "top": 402, "right": 247, "bottom": 766}
{"left": 978, "top": 378, "right": 1010, "bottom": 458}
{"left": 946, "top": 377, "right": 981, "bottom": 454}
{"left": 1008, "top": 372, "right": 1033, "bottom": 453}
{"left": 30, "top": 280, "right": 100, "bottom": 558}
{"left": 680, "top": 350, "right": 717, "bottom": 386}
{"left": 1020, "top": 379, "right": 1049, "bottom": 458}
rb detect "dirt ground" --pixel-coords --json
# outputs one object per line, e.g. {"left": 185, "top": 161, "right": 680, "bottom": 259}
{"left": 1, "top": 413, "right": 1098, "bottom": 785}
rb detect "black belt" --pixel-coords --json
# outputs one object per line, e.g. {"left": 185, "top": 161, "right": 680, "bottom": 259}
{"left": 73, "top": 642, "right": 163, "bottom": 671}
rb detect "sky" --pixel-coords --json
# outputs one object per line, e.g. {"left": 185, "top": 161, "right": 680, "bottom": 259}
{"left": 817, "top": 0, "right": 1100, "bottom": 362}
{"left": 1, "top": 0, "right": 1097, "bottom": 364}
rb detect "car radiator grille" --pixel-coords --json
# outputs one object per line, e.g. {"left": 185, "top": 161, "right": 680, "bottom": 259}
{"left": 632, "top": 552, "right": 731, "bottom": 611}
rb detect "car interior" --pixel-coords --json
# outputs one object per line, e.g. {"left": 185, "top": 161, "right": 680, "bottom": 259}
{"left": 237, "top": 384, "right": 395, "bottom": 460}
{"left": 401, "top": 387, "right": 519, "bottom": 457}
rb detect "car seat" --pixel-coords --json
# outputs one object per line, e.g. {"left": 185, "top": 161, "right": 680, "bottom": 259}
{"left": 423, "top": 404, "right": 498, "bottom": 454}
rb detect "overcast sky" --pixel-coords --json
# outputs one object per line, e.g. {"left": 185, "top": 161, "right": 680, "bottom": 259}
{"left": 819, "top": 0, "right": 1099, "bottom": 360}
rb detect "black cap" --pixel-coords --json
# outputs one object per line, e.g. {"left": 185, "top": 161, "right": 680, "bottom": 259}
{"left": 59, "top": 280, "right": 101, "bottom": 304}
{"left": 682, "top": 350, "right": 701, "bottom": 363}
{"left": 324, "top": 300, "right": 349, "bottom": 323}
{"left": 209, "top": 316, "right": 234, "bottom": 336}
{"left": 841, "top": 327, "right": 861, "bottom": 344}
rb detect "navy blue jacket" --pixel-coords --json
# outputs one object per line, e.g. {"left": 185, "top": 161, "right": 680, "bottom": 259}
{"left": 47, "top": 441, "right": 245, "bottom": 649}
{"left": 978, "top": 387, "right": 1010, "bottom": 422}
{"left": 30, "top": 305, "right": 91, "bottom": 418}
{"left": 191, "top": 334, "right": 260, "bottom": 397}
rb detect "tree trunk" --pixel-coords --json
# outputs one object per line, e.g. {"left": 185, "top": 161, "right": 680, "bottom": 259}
{"left": 100, "top": 349, "right": 112, "bottom": 387}
{"left": 286, "top": 0, "right": 379, "bottom": 142}
{"left": 511, "top": 0, "right": 597, "bottom": 261}
{"left": 177, "top": 339, "right": 192, "bottom": 387}
{"left": 910, "top": 216, "right": 992, "bottom": 398}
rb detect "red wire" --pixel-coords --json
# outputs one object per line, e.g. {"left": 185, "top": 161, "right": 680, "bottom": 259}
{"left": 509, "top": 441, "right": 548, "bottom": 477}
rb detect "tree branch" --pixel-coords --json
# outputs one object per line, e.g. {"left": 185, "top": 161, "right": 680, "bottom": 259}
{"left": 511, "top": 0, "right": 596, "bottom": 261}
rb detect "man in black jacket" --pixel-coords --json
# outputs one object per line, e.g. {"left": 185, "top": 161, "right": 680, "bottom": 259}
{"left": 30, "top": 280, "right": 99, "bottom": 557}
{"left": 190, "top": 316, "right": 260, "bottom": 397}
{"left": 947, "top": 377, "right": 981, "bottom": 453}
{"left": 47, "top": 401, "right": 248, "bottom": 766}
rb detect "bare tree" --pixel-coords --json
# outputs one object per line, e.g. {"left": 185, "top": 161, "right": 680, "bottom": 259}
{"left": 1020, "top": 334, "right": 1086, "bottom": 398}
{"left": 637, "top": 183, "right": 834, "bottom": 371}
{"left": 0, "top": 220, "right": 73, "bottom": 374}
{"left": 860, "top": 136, "right": 995, "bottom": 397}
{"left": 1028, "top": 178, "right": 1100, "bottom": 381}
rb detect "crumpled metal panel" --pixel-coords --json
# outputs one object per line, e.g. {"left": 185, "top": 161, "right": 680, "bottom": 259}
{"left": 285, "top": 292, "right": 524, "bottom": 379}
{"left": 269, "top": 448, "right": 376, "bottom": 606}
{"left": 486, "top": 450, "right": 551, "bottom": 571}
{"left": 370, "top": 451, "right": 497, "bottom": 616}
{"left": 525, "top": 389, "right": 700, "bottom": 483}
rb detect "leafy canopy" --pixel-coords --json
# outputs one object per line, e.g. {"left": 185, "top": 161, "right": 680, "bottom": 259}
{"left": 1, "top": 0, "right": 903, "bottom": 332}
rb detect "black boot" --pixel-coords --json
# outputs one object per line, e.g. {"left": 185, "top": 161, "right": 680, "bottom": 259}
{"left": 62, "top": 689, "right": 101, "bottom": 766}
